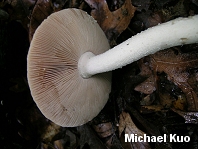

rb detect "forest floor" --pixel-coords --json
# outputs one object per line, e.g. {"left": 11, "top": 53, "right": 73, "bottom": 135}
{"left": 0, "top": 0, "right": 198, "bottom": 148}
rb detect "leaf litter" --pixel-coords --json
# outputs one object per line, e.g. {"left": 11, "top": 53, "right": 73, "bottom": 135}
{"left": 0, "top": 0, "right": 198, "bottom": 148}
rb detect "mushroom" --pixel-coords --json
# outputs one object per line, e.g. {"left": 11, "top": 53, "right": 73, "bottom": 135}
{"left": 27, "top": 8, "right": 111, "bottom": 127}
{"left": 27, "top": 8, "right": 198, "bottom": 127}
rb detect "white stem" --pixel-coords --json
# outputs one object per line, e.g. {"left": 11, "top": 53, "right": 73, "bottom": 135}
{"left": 79, "top": 15, "right": 198, "bottom": 78}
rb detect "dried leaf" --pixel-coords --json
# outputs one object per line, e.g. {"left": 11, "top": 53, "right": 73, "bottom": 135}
{"left": 53, "top": 140, "right": 65, "bottom": 149}
{"left": 92, "top": 122, "right": 123, "bottom": 148}
{"left": 8, "top": 0, "right": 36, "bottom": 30}
{"left": 140, "top": 105, "right": 166, "bottom": 114}
{"left": 135, "top": 58, "right": 156, "bottom": 94}
{"left": 105, "top": 134, "right": 123, "bottom": 149}
{"left": 119, "top": 112, "right": 145, "bottom": 137}
{"left": 77, "top": 125, "right": 107, "bottom": 149}
{"left": 172, "top": 108, "right": 198, "bottom": 124}
{"left": 65, "top": 129, "right": 77, "bottom": 148}
{"left": 172, "top": 95, "right": 187, "bottom": 110}
{"left": 41, "top": 139, "right": 65, "bottom": 149}
{"left": 140, "top": 95, "right": 155, "bottom": 106}
{"left": 132, "top": 0, "right": 150, "bottom": 11}
{"left": 92, "top": 122, "right": 114, "bottom": 138}
{"left": 41, "top": 122, "right": 64, "bottom": 143}
{"left": 126, "top": 106, "right": 161, "bottom": 136}
{"left": 151, "top": 49, "right": 198, "bottom": 111}
{"left": 136, "top": 11, "right": 163, "bottom": 29}
{"left": 85, "top": 0, "right": 136, "bottom": 45}
{"left": 158, "top": 91, "right": 175, "bottom": 110}
{"left": 119, "top": 112, "right": 151, "bottom": 149}
{"left": 52, "top": 0, "right": 67, "bottom": 11}
{"left": 134, "top": 75, "right": 156, "bottom": 94}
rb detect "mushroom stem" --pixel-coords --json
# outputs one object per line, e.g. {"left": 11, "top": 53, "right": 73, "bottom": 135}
{"left": 79, "top": 15, "right": 198, "bottom": 78}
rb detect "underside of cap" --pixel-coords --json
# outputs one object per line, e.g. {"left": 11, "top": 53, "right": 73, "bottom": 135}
{"left": 27, "top": 8, "right": 111, "bottom": 127}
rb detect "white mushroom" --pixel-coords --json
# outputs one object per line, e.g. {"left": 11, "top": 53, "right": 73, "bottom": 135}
{"left": 79, "top": 15, "right": 198, "bottom": 78}
{"left": 27, "top": 8, "right": 198, "bottom": 127}
{"left": 27, "top": 9, "right": 111, "bottom": 127}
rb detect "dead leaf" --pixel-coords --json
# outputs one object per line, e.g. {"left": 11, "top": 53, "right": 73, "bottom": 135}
{"left": 77, "top": 124, "right": 107, "bottom": 149}
{"left": 41, "top": 139, "right": 66, "bottom": 149}
{"left": 7, "top": 0, "right": 36, "bottom": 30}
{"left": 92, "top": 122, "right": 114, "bottom": 138}
{"left": 52, "top": 0, "right": 67, "bottom": 11}
{"left": 150, "top": 49, "right": 198, "bottom": 111}
{"left": 172, "top": 95, "right": 187, "bottom": 111}
{"left": 140, "top": 95, "right": 155, "bottom": 106}
{"left": 126, "top": 105, "right": 161, "bottom": 136}
{"left": 172, "top": 108, "right": 198, "bottom": 124}
{"left": 104, "top": 134, "right": 123, "bottom": 149}
{"left": 161, "top": 0, "right": 188, "bottom": 21}
{"left": 132, "top": 0, "right": 150, "bottom": 11}
{"left": 85, "top": 0, "right": 136, "bottom": 45}
{"left": 65, "top": 129, "right": 77, "bottom": 148}
{"left": 135, "top": 58, "right": 156, "bottom": 95}
{"left": 135, "top": 11, "right": 164, "bottom": 29}
{"left": 134, "top": 75, "right": 156, "bottom": 94}
{"left": 53, "top": 139, "right": 65, "bottom": 149}
{"left": 119, "top": 112, "right": 151, "bottom": 149}
{"left": 158, "top": 91, "right": 176, "bottom": 109}
{"left": 140, "top": 105, "right": 166, "bottom": 114}
{"left": 92, "top": 122, "right": 123, "bottom": 148}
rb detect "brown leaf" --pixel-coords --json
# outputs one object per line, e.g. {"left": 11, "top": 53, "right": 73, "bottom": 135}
{"left": 140, "top": 105, "right": 166, "bottom": 114}
{"left": 140, "top": 95, "right": 155, "bottom": 106}
{"left": 172, "top": 95, "right": 187, "bottom": 111}
{"left": 41, "top": 139, "right": 65, "bottom": 149}
{"left": 52, "top": 0, "right": 67, "bottom": 11}
{"left": 161, "top": 0, "right": 188, "bottom": 21}
{"left": 119, "top": 112, "right": 145, "bottom": 137}
{"left": 134, "top": 75, "right": 156, "bottom": 94}
{"left": 132, "top": 0, "right": 150, "bottom": 11}
{"left": 150, "top": 49, "right": 198, "bottom": 111}
{"left": 53, "top": 140, "right": 65, "bottom": 149}
{"left": 5, "top": 0, "right": 36, "bottom": 30}
{"left": 158, "top": 91, "right": 176, "bottom": 109}
{"left": 92, "top": 122, "right": 114, "bottom": 138}
{"left": 85, "top": 0, "right": 136, "bottom": 45}
{"left": 77, "top": 124, "right": 107, "bottom": 149}
{"left": 65, "top": 129, "right": 77, "bottom": 148}
{"left": 119, "top": 112, "right": 151, "bottom": 149}
{"left": 105, "top": 134, "right": 123, "bottom": 149}
{"left": 92, "top": 122, "right": 123, "bottom": 148}
{"left": 136, "top": 11, "right": 164, "bottom": 29}
{"left": 172, "top": 108, "right": 198, "bottom": 124}
{"left": 126, "top": 106, "right": 161, "bottom": 136}
{"left": 135, "top": 58, "right": 156, "bottom": 95}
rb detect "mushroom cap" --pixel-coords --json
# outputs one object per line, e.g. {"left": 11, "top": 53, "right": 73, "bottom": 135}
{"left": 27, "top": 8, "right": 111, "bottom": 127}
